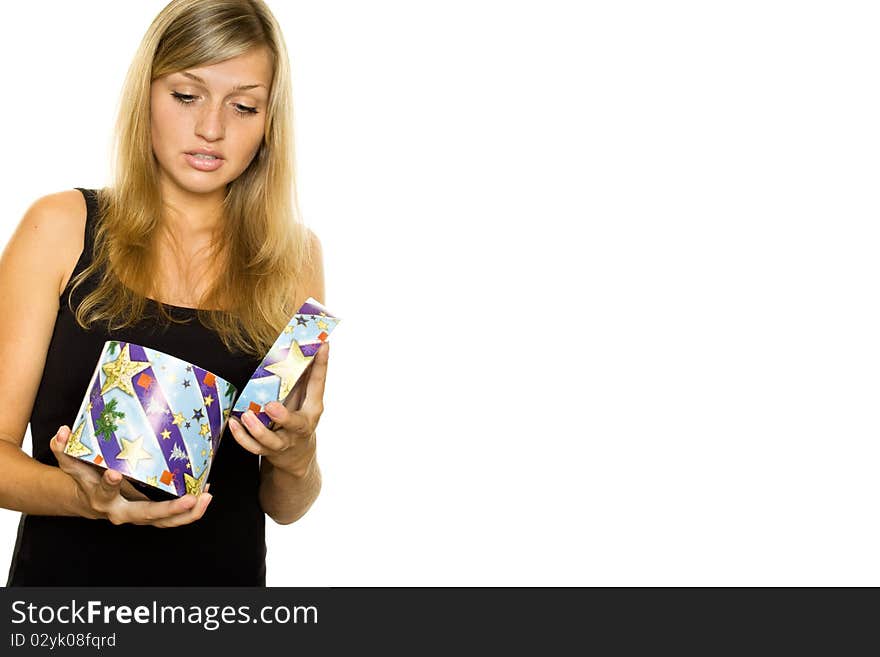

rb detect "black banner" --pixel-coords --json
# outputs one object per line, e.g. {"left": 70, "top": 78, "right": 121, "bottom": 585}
{"left": 0, "top": 587, "right": 870, "bottom": 651}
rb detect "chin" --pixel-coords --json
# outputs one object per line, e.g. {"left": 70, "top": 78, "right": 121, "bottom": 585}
{"left": 174, "top": 169, "right": 230, "bottom": 191}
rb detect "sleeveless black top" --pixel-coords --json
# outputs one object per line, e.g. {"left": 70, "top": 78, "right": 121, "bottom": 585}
{"left": 6, "top": 188, "right": 267, "bottom": 586}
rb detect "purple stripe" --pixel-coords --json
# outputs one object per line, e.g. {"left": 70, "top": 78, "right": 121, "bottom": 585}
{"left": 88, "top": 376, "right": 127, "bottom": 472}
{"left": 248, "top": 362, "right": 277, "bottom": 379}
{"left": 248, "top": 342, "right": 308, "bottom": 380}
{"left": 298, "top": 341, "right": 323, "bottom": 357}
{"left": 215, "top": 382, "right": 235, "bottom": 452}
{"left": 193, "top": 365, "right": 221, "bottom": 439}
{"left": 127, "top": 344, "right": 187, "bottom": 496}
{"left": 299, "top": 301, "right": 334, "bottom": 316}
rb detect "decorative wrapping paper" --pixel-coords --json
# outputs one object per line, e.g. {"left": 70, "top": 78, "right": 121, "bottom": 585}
{"left": 63, "top": 297, "right": 341, "bottom": 498}
{"left": 231, "top": 297, "right": 340, "bottom": 427}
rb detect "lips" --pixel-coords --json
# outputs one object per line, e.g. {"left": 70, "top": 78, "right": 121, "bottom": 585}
{"left": 185, "top": 148, "right": 224, "bottom": 159}
{"left": 184, "top": 152, "right": 225, "bottom": 171}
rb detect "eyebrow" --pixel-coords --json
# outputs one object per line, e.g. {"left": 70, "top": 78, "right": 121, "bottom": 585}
{"left": 178, "top": 71, "right": 266, "bottom": 92}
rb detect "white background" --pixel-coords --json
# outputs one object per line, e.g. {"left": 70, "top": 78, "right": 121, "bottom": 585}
{"left": 0, "top": 0, "right": 878, "bottom": 586}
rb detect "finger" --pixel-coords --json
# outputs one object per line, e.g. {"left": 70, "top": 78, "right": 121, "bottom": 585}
{"left": 51, "top": 427, "right": 102, "bottom": 483}
{"left": 263, "top": 399, "right": 292, "bottom": 427}
{"left": 265, "top": 400, "right": 309, "bottom": 436}
{"left": 287, "top": 375, "right": 308, "bottom": 412}
{"left": 50, "top": 425, "right": 76, "bottom": 461}
{"left": 228, "top": 416, "right": 267, "bottom": 455}
{"left": 262, "top": 400, "right": 308, "bottom": 439}
{"left": 300, "top": 342, "right": 329, "bottom": 421}
{"left": 119, "top": 479, "right": 151, "bottom": 501}
{"left": 116, "top": 493, "right": 203, "bottom": 527}
{"left": 97, "top": 467, "right": 125, "bottom": 501}
{"left": 239, "top": 411, "right": 289, "bottom": 452}
{"left": 148, "top": 494, "right": 212, "bottom": 528}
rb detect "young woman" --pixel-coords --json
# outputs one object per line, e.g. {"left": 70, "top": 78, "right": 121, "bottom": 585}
{"left": 0, "top": 0, "right": 329, "bottom": 586}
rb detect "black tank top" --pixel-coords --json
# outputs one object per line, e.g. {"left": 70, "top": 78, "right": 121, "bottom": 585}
{"left": 6, "top": 188, "right": 267, "bottom": 586}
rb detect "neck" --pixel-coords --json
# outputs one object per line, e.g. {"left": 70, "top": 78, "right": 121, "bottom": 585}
{"left": 157, "top": 178, "right": 226, "bottom": 241}
{"left": 161, "top": 208, "right": 223, "bottom": 244}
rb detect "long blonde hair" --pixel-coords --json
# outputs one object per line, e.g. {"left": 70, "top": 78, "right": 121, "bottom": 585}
{"left": 68, "top": 0, "right": 313, "bottom": 358}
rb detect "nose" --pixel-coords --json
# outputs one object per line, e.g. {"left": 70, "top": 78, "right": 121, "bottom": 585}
{"left": 194, "top": 103, "right": 225, "bottom": 141}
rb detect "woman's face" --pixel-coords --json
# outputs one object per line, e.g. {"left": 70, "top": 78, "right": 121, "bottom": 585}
{"left": 150, "top": 46, "right": 273, "bottom": 196}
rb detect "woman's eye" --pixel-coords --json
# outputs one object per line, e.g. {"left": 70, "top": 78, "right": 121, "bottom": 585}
{"left": 171, "top": 91, "right": 195, "bottom": 104}
{"left": 170, "top": 92, "right": 259, "bottom": 117}
{"left": 233, "top": 103, "right": 259, "bottom": 116}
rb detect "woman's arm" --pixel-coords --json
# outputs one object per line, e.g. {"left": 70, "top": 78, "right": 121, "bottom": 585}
{"left": 259, "top": 443, "right": 322, "bottom": 524}
{"left": 258, "top": 228, "right": 326, "bottom": 525}
{"left": 0, "top": 190, "right": 94, "bottom": 517}
{"left": 0, "top": 440, "right": 92, "bottom": 517}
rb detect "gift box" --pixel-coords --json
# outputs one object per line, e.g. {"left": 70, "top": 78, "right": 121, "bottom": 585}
{"left": 63, "top": 297, "right": 341, "bottom": 500}
{"left": 231, "top": 297, "right": 339, "bottom": 428}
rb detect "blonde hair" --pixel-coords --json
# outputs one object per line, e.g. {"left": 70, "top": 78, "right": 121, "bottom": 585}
{"left": 68, "top": 0, "right": 314, "bottom": 358}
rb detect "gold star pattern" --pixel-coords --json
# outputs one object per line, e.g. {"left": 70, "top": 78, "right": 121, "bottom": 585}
{"left": 199, "top": 423, "right": 211, "bottom": 438}
{"left": 87, "top": 402, "right": 93, "bottom": 412}
{"left": 283, "top": 325, "right": 294, "bottom": 334}
{"left": 160, "top": 428, "right": 172, "bottom": 440}
{"left": 147, "top": 475, "right": 158, "bottom": 487}
{"left": 204, "top": 394, "right": 214, "bottom": 407}
{"left": 64, "top": 421, "right": 92, "bottom": 458}
{"left": 184, "top": 467, "right": 208, "bottom": 495}
{"left": 100, "top": 343, "right": 152, "bottom": 397}
{"left": 264, "top": 341, "right": 311, "bottom": 401}
{"left": 115, "top": 435, "right": 153, "bottom": 474}
{"left": 316, "top": 319, "right": 329, "bottom": 330}
{"left": 171, "top": 411, "right": 186, "bottom": 427}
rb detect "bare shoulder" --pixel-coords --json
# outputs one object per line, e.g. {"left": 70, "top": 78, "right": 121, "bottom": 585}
{"left": 17, "top": 189, "right": 89, "bottom": 297}
{"left": 0, "top": 189, "right": 89, "bottom": 447}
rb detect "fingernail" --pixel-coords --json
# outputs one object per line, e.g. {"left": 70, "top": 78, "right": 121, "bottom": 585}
{"left": 266, "top": 402, "right": 281, "bottom": 417}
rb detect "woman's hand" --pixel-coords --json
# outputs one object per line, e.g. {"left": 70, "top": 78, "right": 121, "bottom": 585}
{"left": 228, "top": 341, "right": 329, "bottom": 477}
{"left": 50, "top": 425, "right": 213, "bottom": 527}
